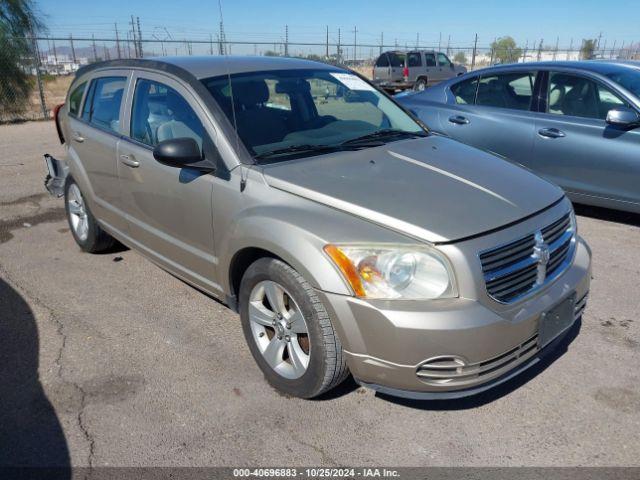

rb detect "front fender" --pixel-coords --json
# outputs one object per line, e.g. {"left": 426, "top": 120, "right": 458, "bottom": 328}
{"left": 217, "top": 206, "right": 353, "bottom": 296}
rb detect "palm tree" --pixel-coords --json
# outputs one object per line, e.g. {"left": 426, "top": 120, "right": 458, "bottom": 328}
{"left": 0, "top": 0, "right": 46, "bottom": 119}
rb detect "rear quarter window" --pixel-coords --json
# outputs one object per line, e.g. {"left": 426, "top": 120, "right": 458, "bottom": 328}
{"left": 68, "top": 82, "right": 86, "bottom": 117}
{"left": 82, "top": 76, "right": 127, "bottom": 133}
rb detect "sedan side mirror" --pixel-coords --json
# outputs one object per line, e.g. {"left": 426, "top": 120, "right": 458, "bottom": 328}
{"left": 153, "top": 137, "right": 216, "bottom": 172}
{"left": 606, "top": 107, "right": 640, "bottom": 127}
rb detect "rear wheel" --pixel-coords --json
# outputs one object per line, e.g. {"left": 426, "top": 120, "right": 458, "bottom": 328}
{"left": 239, "top": 258, "right": 349, "bottom": 398}
{"left": 64, "top": 177, "right": 115, "bottom": 253}
{"left": 414, "top": 77, "right": 428, "bottom": 91}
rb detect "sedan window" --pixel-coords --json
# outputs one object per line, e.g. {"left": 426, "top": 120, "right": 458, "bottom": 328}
{"left": 450, "top": 77, "right": 478, "bottom": 104}
{"left": 407, "top": 53, "right": 422, "bottom": 67}
{"left": 130, "top": 79, "right": 204, "bottom": 149}
{"left": 425, "top": 53, "right": 436, "bottom": 67}
{"left": 437, "top": 53, "right": 452, "bottom": 67}
{"left": 476, "top": 72, "right": 537, "bottom": 111}
{"left": 375, "top": 54, "right": 389, "bottom": 67}
{"left": 547, "top": 72, "right": 627, "bottom": 120}
{"left": 82, "top": 76, "right": 126, "bottom": 133}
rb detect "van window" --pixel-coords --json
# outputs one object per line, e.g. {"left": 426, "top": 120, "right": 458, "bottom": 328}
{"left": 437, "top": 53, "right": 452, "bottom": 67}
{"left": 375, "top": 54, "right": 389, "bottom": 68}
{"left": 388, "top": 53, "right": 405, "bottom": 67}
{"left": 68, "top": 82, "right": 86, "bottom": 117}
{"left": 130, "top": 78, "right": 205, "bottom": 149}
{"left": 82, "top": 76, "right": 126, "bottom": 133}
{"left": 407, "top": 52, "right": 422, "bottom": 67}
{"left": 425, "top": 53, "right": 436, "bottom": 67}
{"left": 476, "top": 72, "right": 537, "bottom": 111}
{"left": 451, "top": 77, "right": 478, "bottom": 104}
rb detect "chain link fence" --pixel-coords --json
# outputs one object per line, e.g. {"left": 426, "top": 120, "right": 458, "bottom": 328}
{"left": 1, "top": 35, "right": 639, "bottom": 123}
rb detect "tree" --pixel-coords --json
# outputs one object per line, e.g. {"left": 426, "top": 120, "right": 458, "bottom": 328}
{"left": 490, "top": 36, "right": 522, "bottom": 64}
{"left": 453, "top": 51, "right": 468, "bottom": 65}
{"left": 580, "top": 39, "right": 597, "bottom": 60}
{"left": 0, "top": 0, "right": 46, "bottom": 118}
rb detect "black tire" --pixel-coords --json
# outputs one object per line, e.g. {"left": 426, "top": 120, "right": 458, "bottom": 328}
{"left": 239, "top": 258, "right": 349, "bottom": 398}
{"left": 64, "top": 176, "right": 115, "bottom": 253}
{"left": 414, "top": 77, "right": 428, "bottom": 91}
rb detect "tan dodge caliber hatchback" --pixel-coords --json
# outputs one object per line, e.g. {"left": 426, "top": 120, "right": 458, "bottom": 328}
{"left": 44, "top": 56, "right": 591, "bottom": 399}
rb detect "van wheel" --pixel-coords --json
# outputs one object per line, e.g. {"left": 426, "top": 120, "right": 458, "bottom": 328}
{"left": 64, "top": 177, "right": 115, "bottom": 253}
{"left": 239, "top": 258, "right": 349, "bottom": 398}
{"left": 414, "top": 78, "right": 428, "bottom": 91}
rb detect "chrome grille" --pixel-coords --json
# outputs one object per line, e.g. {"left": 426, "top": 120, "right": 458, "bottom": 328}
{"left": 480, "top": 212, "right": 575, "bottom": 303}
{"left": 416, "top": 334, "right": 539, "bottom": 387}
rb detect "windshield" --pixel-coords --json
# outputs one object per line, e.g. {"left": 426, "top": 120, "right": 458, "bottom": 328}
{"left": 603, "top": 67, "right": 640, "bottom": 98}
{"left": 201, "top": 68, "right": 425, "bottom": 161}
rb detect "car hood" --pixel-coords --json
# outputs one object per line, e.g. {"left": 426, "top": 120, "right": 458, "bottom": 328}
{"left": 262, "top": 135, "right": 564, "bottom": 243}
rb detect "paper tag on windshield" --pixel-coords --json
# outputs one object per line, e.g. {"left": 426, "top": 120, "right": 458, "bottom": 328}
{"left": 330, "top": 72, "right": 376, "bottom": 92}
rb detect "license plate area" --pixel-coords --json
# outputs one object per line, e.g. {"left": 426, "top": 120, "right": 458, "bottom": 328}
{"left": 538, "top": 294, "right": 576, "bottom": 348}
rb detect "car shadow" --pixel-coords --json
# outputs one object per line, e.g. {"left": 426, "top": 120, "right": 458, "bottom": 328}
{"left": 574, "top": 203, "right": 640, "bottom": 228}
{"left": 374, "top": 318, "right": 582, "bottom": 411}
{"left": 0, "top": 277, "right": 70, "bottom": 474}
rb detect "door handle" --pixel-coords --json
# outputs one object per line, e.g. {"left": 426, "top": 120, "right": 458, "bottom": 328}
{"left": 448, "top": 115, "right": 470, "bottom": 125}
{"left": 538, "top": 127, "right": 566, "bottom": 139}
{"left": 119, "top": 154, "right": 140, "bottom": 168}
{"left": 72, "top": 132, "right": 84, "bottom": 143}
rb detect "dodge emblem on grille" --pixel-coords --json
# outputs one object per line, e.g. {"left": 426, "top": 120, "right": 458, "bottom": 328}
{"left": 532, "top": 231, "right": 550, "bottom": 284}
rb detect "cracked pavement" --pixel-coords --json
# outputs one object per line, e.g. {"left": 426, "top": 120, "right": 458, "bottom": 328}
{"left": 0, "top": 121, "right": 639, "bottom": 467}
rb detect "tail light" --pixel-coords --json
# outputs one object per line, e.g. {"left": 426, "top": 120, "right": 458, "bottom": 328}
{"left": 403, "top": 66, "right": 409, "bottom": 81}
{"left": 53, "top": 103, "right": 65, "bottom": 144}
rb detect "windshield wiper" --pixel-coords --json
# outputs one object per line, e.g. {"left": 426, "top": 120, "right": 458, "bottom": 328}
{"left": 253, "top": 142, "right": 383, "bottom": 161}
{"left": 254, "top": 144, "right": 340, "bottom": 160}
{"left": 341, "top": 129, "right": 427, "bottom": 146}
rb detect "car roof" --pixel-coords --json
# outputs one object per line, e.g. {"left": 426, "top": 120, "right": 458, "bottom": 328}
{"left": 468, "top": 60, "right": 640, "bottom": 76}
{"left": 76, "top": 55, "right": 339, "bottom": 80}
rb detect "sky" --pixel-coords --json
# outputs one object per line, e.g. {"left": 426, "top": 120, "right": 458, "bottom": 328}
{"left": 37, "top": 0, "right": 640, "bottom": 53}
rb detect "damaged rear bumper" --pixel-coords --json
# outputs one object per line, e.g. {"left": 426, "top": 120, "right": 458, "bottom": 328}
{"left": 44, "top": 153, "right": 68, "bottom": 197}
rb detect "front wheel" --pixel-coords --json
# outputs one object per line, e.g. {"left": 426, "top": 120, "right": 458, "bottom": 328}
{"left": 239, "top": 258, "right": 349, "bottom": 398}
{"left": 414, "top": 78, "right": 428, "bottom": 91}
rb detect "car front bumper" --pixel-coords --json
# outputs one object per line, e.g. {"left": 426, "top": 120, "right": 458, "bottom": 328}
{"left": 316, "top": 237, "right": 591, "bottom": 398}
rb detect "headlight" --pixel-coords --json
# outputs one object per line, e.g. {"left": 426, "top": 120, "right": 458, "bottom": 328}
{"left": 324, "top": 244, "right": 457, "bottom": 300}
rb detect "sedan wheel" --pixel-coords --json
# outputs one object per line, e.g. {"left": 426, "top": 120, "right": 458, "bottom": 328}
{"left": 67, "top": 183, "right": 89, "bottom": 241}
{"left": 248, "top": 280, "right": 310, "bottom": 379}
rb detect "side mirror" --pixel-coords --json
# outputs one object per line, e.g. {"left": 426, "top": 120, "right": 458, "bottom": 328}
{"left": 153, "top": 137, "right": 215, "bottom": 172}
{"left": 606, "top": 107, "right": 640, "bottom": 127}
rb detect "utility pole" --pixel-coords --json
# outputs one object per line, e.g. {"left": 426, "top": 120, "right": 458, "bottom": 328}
{"left": 537, "top": 38, "right": 543, "bottom": 61}
{"left": 69, "top": 34, "right": 76, "bottom": 63}
{"left": 337, "top": 28, "right": 341, "bottom": 63}
{"left": 522, "top": 39, "right": 528, "bottom": 62}
{"left": 30, "top": 33, "right": 48, "bottom": 119}
{"left": 136, "top": 16, "right": 143, "bottom": 58}
{"left": 114, "top": 23, "right": 122, "bottom": 59}
{"left": 325, "top": 25, "right": 329, "bottom": 58}
{"left": 284, "top": 25, "right": 289, "bottom": 57}
{"left": 601, "top": 39, "right": 607, "bottom": 58}
{"left": 416, "top": 32, "right": 419, "bottom": 49}
{"left": 92, "top": 34, "right": 98, "bottom": 61}
{"left": 103, "top": 43, "right": 110, "bottom": 60}
{"left": 352, "top": 26, "right": 357, "bottom": 63}
{"left": 130, "top": 16, "right": 138, "bottom": 58}
{"left": 610, "top": 40, "right": 617, "bottom": 59}
{"left": 552, "top": 36, "right": 559, "bottom": 61}
{"left": 471, "top": 33, "right": 478, "bottom": 70}
{"left": 567, "top": 38, "right": 573, "bottom": 60}
{"left": 438, "top": 32, "right": 441, "bottom": 51}
{"left": 380, "top": 32, "right": 383, "bottom": 55}
{"left": 210, "top": 34, "right": 214, "bottom": 55}
{"left": 52, "top": 38, "right": 58, "bottom": 65}
{"left": 446, "top": 35, "right": 451, "bottom": 56}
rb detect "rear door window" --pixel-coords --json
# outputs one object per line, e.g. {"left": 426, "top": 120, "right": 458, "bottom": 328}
{"left": 388, "top": 53, "right": 405, "bottom": 67}
{"left": 130, "top": 78, "right": 205, "bottom": 149}
{"left": 68, "top": 82, "right": 86, "bottom": 117}
{"left": 82, "top": 76, "right": 126, "bottom": 133}
{"left": 451, "top": 77, "right": 478, "bottom": 104}
{"left": 375, "top": 54, "right": 389, "bottom": 67}
{"left": 425, "top": 53, "right": 436, "bottom": 67}
{"left": 407, "top": 52, "right": 422, "bottom": 67}
{"left": 476, "top": 72, "right": 537, "bottom": 110}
